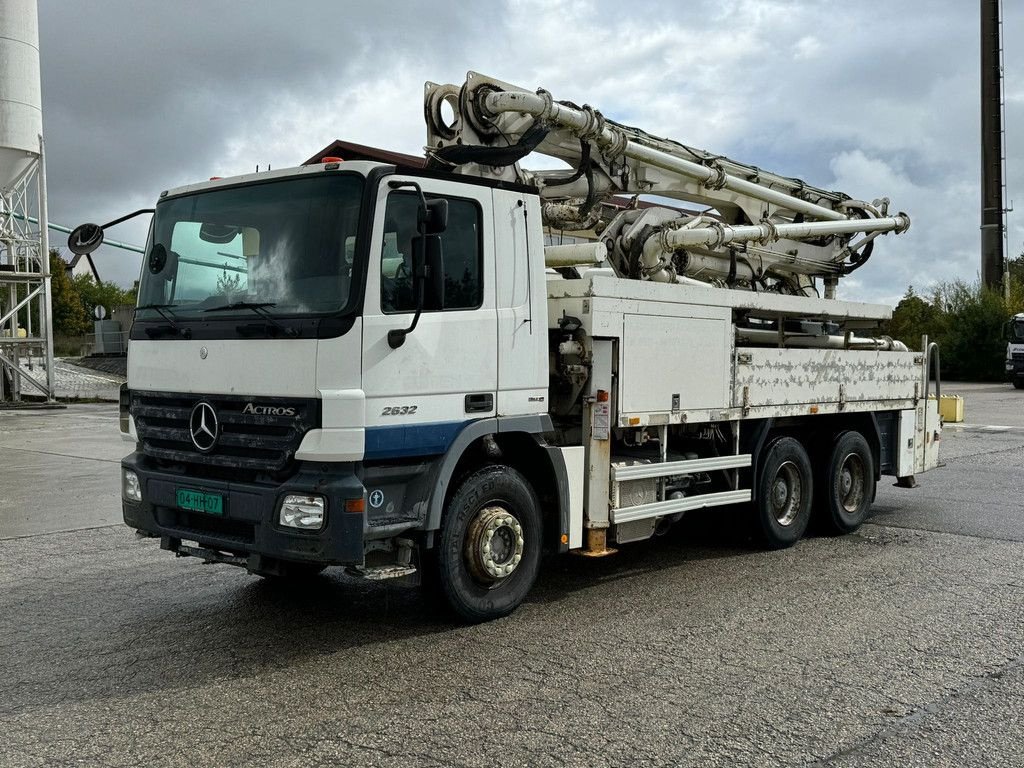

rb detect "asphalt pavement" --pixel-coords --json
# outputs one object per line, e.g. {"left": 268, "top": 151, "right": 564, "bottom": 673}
{"left": 1, "top": 382, "right": 1023, "bottom": 767}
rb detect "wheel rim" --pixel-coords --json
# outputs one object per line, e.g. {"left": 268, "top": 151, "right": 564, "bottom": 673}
{"left": 770, "top": 460, "right": 802, "bottom": 526}
{"left": 464, "top": 505, "right": 525, "bottom": 584}
{"left": 838, "top": 452, "right": 866, "bottom": 514}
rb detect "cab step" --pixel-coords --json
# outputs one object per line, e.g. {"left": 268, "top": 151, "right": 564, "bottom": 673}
{"left": 346, "top": 564, "right": 418, "bottom": 581}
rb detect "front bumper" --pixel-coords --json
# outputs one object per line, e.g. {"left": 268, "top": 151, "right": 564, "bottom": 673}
{"left": 121, "top": 451, "right": 366, "bottom": 567}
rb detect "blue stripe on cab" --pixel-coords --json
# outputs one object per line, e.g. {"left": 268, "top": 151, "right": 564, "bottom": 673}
{"left": 364, "top": 420, "right": 472, "bottom": 460}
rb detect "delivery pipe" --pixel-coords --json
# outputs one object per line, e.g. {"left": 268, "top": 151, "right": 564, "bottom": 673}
{"left": 736, "top": 327, "right": 908, "bottom": 351}
{"left": 544, "top": 242, "right": 606, "bottom": 268}
{"left": 483, "top": 90, "right": 848, "bottom": 223}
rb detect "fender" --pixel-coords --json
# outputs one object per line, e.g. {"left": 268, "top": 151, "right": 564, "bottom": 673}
{"left": 424, "top": 415, "right": 570, "bottom": 550}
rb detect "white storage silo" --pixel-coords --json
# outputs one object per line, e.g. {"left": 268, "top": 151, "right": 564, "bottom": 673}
{"left": 0, "top": 0, "right": 42, "bottom": 192}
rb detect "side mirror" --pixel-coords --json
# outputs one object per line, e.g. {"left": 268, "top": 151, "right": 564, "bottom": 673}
{"left": 68, "top": 223, "right": 104, "bottom": 255}
{"left": 67, "top": 208, "right": 156, "bottom": 255}
{"left": 421, "top": 198, "right": 448, "bottom": 235}
{"left": 388, "top": 234, "right": 444, "bottom": 349}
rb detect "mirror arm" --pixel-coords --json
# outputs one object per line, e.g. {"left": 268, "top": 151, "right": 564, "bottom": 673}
{"left": 100, "top": 208, "right": 155, "bottom": 230}
{"left": 387, "top": 180, "right": 429, "bottom": 224}
{"left": 388, "top": 275, "right": 425, "bottom": 349}
{"left": 386, "top": 179, "right": 432, "bottom": 350}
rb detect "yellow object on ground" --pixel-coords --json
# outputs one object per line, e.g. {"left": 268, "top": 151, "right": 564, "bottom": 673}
{"left": 929, "top": 394, "right": 964, "bottom": 423}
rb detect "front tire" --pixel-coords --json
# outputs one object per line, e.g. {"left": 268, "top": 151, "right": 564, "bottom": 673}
{"left": 430, "top": 465, "right": 542, "bottom": 623}
{"left": 1013, "top": 379, "right": 1024, "bottom": 390}
{"left": 753, "top": 436, "right": 813, "bottom": 549}
{"left": 819, "top": 431, "right": 875, "bottom": 534}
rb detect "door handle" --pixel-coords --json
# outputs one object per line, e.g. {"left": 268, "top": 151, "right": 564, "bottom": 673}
{"left": 465, "top": 393, "right": 494, "bottom": 413}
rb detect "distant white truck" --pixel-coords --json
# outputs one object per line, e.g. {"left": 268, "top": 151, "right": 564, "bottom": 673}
{"left": 70, "top": 73, "right": 941, "bottom": 621}
{"left": 1006, "top": 313, "right": 1024, "bottom": 388}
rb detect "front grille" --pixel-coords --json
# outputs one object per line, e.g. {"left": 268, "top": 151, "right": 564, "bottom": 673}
{"left": 132, "top": 390, "right": 319, "bottom": 474}
{"left": 1013, "top": 352, "right": 1024, "bottom": 362}
{"left": 156, "top": 506, "right": 255, "bottom": 545}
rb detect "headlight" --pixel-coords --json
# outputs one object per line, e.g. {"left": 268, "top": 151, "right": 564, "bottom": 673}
{"left": 279, "top": 494, "right": 326, "bottom": 530}
{"left": 122, "top": 469, "right": 142, "bottom": 502}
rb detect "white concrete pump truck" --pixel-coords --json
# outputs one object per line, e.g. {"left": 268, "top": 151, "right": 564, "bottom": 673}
{"left": 69, "top": 73, "right": 942, "bottom": 622}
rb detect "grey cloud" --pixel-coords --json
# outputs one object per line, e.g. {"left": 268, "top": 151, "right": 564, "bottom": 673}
{"left": 35, "top": 0, "right": 1024, "bottom": 300}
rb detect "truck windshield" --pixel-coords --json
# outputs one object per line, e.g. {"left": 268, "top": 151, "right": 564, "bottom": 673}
{"left": 137, "top": 173, "right": 363, "bottom": 318}
{"left": 1014, "top": 321, "right": 1024, "bottom": 341}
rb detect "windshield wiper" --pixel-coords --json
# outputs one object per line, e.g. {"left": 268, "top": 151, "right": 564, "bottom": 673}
{"left": 137, "top": 303, "right": 191, "bottom": 339}
{"left": 204, "top": 302, "right": 298, "bottom": 338}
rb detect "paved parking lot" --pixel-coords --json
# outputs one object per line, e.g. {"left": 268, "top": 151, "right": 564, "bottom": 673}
{"left": 1, "top": 382, "right": 1023, "bottom": 767}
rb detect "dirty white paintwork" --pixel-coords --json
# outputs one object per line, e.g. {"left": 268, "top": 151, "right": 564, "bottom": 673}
{"left": 129, "top": 339, "right": 319, "bottom": 397}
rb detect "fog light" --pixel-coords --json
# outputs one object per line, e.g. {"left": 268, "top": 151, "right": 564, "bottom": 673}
{"left": 279, "top": 494, "right": 325, "bottom": 530}
{"left": 122, "top": 469, "right": 142, "bottom": 502}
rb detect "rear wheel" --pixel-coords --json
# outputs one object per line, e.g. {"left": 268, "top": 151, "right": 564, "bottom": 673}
{"left": 753, "top": 437, "right": 813, "bottom": 549}
{"left": 819, "top": 431, "right": 875, "bottom": 534}
{"left": 429, "top": 465, "right": 542, "bottom": 623}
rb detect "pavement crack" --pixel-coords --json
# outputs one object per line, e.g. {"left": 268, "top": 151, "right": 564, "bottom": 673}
{"left": 804, "top": 651, "right": 1024, "bottom": 767}
{"left": 0, "top": 445, "right": 122, "bottom": 464}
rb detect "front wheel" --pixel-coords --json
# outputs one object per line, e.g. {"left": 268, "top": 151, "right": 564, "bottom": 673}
{"left": 753, "top": 436, "right": 813, "bottom": 549}
{"left": 1013, "top": 379, "right": 1024, "bottom": 390}
{"left": 430, "top": 465, "right": 542, "bottom": 623}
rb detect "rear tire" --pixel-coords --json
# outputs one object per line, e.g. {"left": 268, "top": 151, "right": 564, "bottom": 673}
{"left": 753, "top": 437, "right": 813, "bottom": 549}
{"left": 819, "top": 431, "right": 875, "bottom": 534}
{"left": 429, "top": 465, "right": 542, "bottom": 623}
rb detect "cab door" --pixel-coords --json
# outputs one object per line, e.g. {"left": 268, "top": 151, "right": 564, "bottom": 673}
{"left": 361, "top": 176, "right": 497, "bottom": 461}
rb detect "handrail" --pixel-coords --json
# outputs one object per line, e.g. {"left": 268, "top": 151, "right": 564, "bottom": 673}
{"left": 924, "top": 341, "right": 941, "bottom": 403}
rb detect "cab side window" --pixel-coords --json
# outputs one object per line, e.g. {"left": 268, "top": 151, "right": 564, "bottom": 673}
{"left": 381, "top": 192, "right": 482, "bottom": 313}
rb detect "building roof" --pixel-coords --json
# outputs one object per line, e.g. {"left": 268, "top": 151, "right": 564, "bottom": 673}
{"left": 304, "top": 140, "right": 426, "bottom": 168}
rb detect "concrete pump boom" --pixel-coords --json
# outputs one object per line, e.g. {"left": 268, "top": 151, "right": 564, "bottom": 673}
{"left": 424, "top": 72, "right": 909, "bottom": 297}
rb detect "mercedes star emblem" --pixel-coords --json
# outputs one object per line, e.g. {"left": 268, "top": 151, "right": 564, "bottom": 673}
{"left": 189, "top": 401, "right": 219, "bottom": 452}
{"left": 199, "top": 346, "right": 208, "bottom": 359}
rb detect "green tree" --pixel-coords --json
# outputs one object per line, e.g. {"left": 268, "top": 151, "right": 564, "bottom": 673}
{"left": 49, "top": 250, "right": 90, "bottom": 337}
{"left": 1007, "top": 253, "right": 1024, "bottom": 287}
{"left": 882, "top": 285, "right": 947, "bottom": 350}
{"left": 71, "top": 273, "right": 136, "bottom": 324}
{"left": 932, "top": 280, "right": 1008, "bottom": 381}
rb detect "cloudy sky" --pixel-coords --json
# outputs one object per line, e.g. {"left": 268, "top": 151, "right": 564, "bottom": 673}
{"left": 36, "top": 0, "right": 1024, "bottom": 305}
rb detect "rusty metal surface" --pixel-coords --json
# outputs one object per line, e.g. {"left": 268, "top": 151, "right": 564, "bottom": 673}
{"left": 734, "top": 348, "right": 921, "bottom": 408}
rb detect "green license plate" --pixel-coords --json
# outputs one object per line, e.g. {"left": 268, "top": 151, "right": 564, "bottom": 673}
{"left": 176, "top": 488, "right": 224, "bottom": 515}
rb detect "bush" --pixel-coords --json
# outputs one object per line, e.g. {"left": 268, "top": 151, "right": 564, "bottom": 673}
{"left": 883, "top": 279, "right": 1022, "bottom": 382}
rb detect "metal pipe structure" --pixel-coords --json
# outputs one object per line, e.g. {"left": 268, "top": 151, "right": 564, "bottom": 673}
{"left": 483, "top": 90, "right": 848, "bottom": 223}
{"left": 37, "top": 134, "right": 54, "bottom": 401}
{"left": 543, "top": 242, "right": 606, "bottom": 268}
{"left": 0, "top": 0, "right": 54, "bottom": 403}
{"left": 650, "top": 214, "right": 910, "bottom": 252}
{"left": 736, "top": 327, "right": 908, "bottom": 352}
{"left": 428, "top": 73, "right": 912, "bottom": 295}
